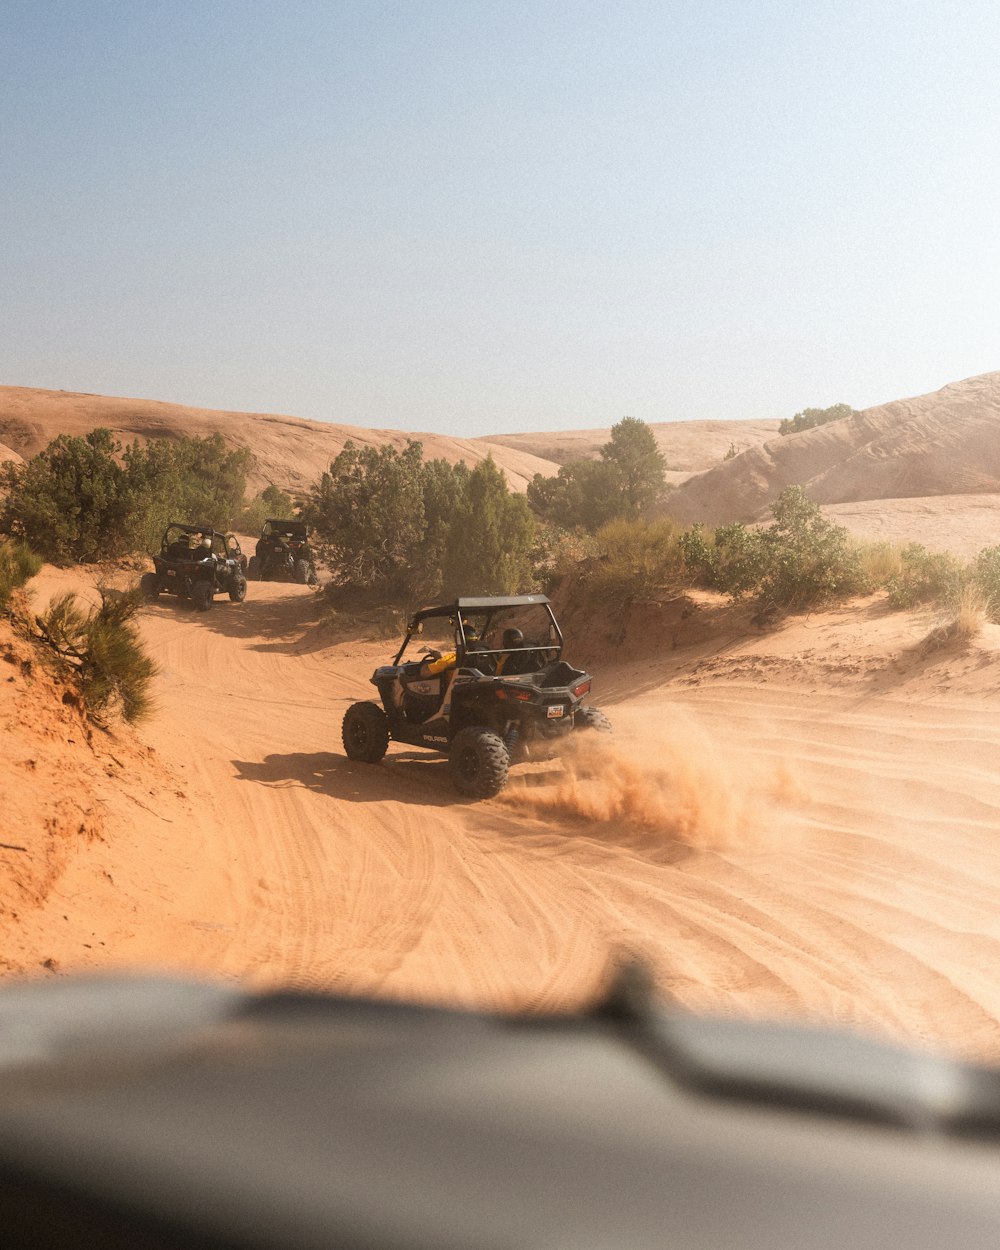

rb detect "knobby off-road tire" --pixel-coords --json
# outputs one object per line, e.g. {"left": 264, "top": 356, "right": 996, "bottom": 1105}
{"left": 449, "top": 726, "right": 510, "bottom": 799}
{"left": 192, "top": 580, "right": 214, "bottom": 612}
{"left": 294, "top": 558, "right": 310, "bottom": 585}
{"left": 229, "top": 575, "right": 247, "bottom": 603}
{"left": 140, "top": 572, "right": 160, "bottom": 601}
{"left": 247, "top": 556, "right": 261, "bottom": 580}
{"left": 575, "top": 706, "right": 612, "bottom": 734}
{"left": 342, "top": 701, "right": 390, "bottom": 763}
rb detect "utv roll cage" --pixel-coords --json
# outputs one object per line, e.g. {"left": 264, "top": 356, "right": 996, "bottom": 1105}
{"left": 393, "top": 594, "right": 564, "bottom": 666}
{"left": 262, "top": 519, "right": 308, "bottom": 538}
{"left": 160, "top": 522, "right": 230, "bottom": 560}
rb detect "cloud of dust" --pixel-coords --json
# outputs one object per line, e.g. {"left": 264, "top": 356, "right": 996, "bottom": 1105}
{"left": 502, "top": 706, "right": 801, "bottom": 850}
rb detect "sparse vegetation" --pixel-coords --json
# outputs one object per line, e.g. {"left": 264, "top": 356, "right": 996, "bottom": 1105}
{"left": 0, "top": 428, "right": 254, "bottom": 562}
{"left": 680, "top": 487, "right": 865, "bottom": 618}
{"left": 304, "top": 440, "right": 534, "bottom": 609}
{"left": 527, "top": 417, "right": 667, "bottom": 532}
{"left": 582, "top": 518, "right": 687, "bottom": 606}
{"left": 0, "top": 539, "right": 43, "bottom": 610}
{"left": 851, "top": 540, "right": 904, "bottom": 587}
{"left": 234, "top": 484, "right": 296, "bottom": 536}
{"left": 885, "top": 543, "right": 966, "bottom": 610}
{"left": 34, "top": 585, "right": 158, "bottom": 723}
{"left": 778, "top": 403, "right": 858, "bottom": 437}
{"left": 969, "top": 546, "right": 1000, "bottom": 622}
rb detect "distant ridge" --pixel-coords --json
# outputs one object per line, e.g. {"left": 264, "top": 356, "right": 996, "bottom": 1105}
{"left": 659, "top": 371, "right": 1000, "bottom": 526}
{"left": 0, "top": 386, "right": 561, "bottom": 495}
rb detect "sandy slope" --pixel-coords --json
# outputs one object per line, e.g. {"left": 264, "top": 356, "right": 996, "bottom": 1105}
{"left": 663, "top": 370, "right": 1000, "bottom": 526}
{"left": 480, "top": 417, "right": 780, "bottom": 474}
{"left": 0, "top": 386, "right": 560, "bottom": 495}
{"left": 6, "top": 569, "right": 1000, "bottom": 1065}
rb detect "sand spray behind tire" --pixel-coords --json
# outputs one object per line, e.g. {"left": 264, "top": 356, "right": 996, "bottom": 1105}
{"left": 500, "top": 705, "right": 802, "bottom": 849}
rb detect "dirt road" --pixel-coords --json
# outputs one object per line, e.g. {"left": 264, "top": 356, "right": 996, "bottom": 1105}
{"left": 17, "top": 574, "right": 1000, "bottom": 1061}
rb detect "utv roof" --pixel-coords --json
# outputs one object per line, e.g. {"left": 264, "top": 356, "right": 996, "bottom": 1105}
{"left": 266, "top": 518, "right": 307, "bottom": 529}
{"left": 166, "top": 521, "right": 219, "bottom": 536}
{"left": 408, "top": 595, "right": 551, "bottom": 624}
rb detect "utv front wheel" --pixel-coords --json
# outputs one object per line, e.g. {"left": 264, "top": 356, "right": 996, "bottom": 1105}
{"left": 342, "top": 701, "right": 390, "bottom": 763}
{"left": 140, "top": 572, "right": 160, "bottom": 601}
{"left": 575, "top": 706, "right": 612, "bottom": 734}
{"left": 229, "top": 576, "right": 247, "bottom": 603}
{"left": 449, "top": 727, "right": 510, "bottom": 799}
{"left": 192, "top": 581, "right": 214, "bottom": 612}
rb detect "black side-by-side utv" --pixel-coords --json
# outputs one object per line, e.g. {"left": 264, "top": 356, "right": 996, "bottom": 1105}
{"left": 248, "top": 519, "right": 317, "bottom": 584}
{"left": 342, "top": 595, "right": 611, "bottom": 798}
{"left": 141, "top": 523, "right": 248, "bottom": 612}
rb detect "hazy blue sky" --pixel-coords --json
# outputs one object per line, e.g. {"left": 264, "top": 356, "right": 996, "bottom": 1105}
{"left": 2, "top": 1, "right": 999, "bottom": 435}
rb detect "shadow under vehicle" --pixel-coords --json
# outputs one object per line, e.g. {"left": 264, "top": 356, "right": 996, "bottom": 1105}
{"left": 247, "top": 519, "right": 318, "bottom": 585}
{"left": 141, "top": 523, "right": 248, "bottom": 612}
{"left": 341, "top": 594, "right": 611, "bottom": 798}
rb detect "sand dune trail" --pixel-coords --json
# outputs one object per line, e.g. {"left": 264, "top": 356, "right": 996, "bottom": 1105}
{"left": 13, "top": 571, "right": 1000, "bottom": 1063}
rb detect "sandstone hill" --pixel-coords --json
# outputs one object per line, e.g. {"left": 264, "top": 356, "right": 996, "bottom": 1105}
{"left": 660, "top": 371, "right": 1000, "bottom": 528}
{"left": 0, "top": 386, "right": 560, "bottom": 496}
{"left": 479, "top": 418, "right": 780, "bottom": 481}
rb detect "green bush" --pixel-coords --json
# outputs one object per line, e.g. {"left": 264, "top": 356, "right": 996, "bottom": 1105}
{"left": 585, "top": 517, "right": 687, "bottom": 605}
{"left": 35, "top": 586, "right": 157, "bottom": 722}
{"left": 969, "top": 546, "right": 1000, "bottom": 620}
{"left": 0, "top": 540, "right": 43, "bottom": 610}
{"left": 778, "top": 403, "right": 858, "bottom": 436}
{"left": 233, "top": 484, "right": 296, "bottom": 536}
{"left": 1, "top": 428, "right": 254, "bottom": 563}
{"left": 527, "top": 417, "right": 667, "bottom": 532}
{"left": 885, "top": 543, "right": 967, "bottom": 610}
{"left": 304, "top": 441, "right": 535, "bottom": 608}
{"left": 681, "top": 487, "right": 865, "bottom": 617}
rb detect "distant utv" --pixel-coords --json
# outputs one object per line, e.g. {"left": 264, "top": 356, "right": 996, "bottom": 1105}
{"left": 248, "top": 519, "right": 318, "bottom": 585}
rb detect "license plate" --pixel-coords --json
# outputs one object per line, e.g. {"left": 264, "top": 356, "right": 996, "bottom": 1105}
{"left": 546, "top": 705, "right": 564, "bottom": 719}
{"left": 166, "top": 569, "right": 176, "bottom": 577}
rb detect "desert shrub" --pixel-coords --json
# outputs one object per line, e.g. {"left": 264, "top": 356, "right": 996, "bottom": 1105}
{"left": 304, "top": 440, "right": 428, "bottom": 601}
{"left": 681, "top": 487, "right": 865, "bottom": 617}
{"left": 952, "top": 583, "right": 992, "bottom": 637}
{"left": 305, "top": 442, "right": 535, "bottom": 609}
{"left": 440, "top": 457, "right": 535, "bottom": 598}
{"left": 0, "top": 540, "right": 43, "bottom": 610}
{"left": 527, "top": 417, "right": 667, "bottom": 532}
{"left": 586, "top": 517, "right": 688, "bottom": 604}
{"left": 778, "top": 403, "right": 858, "bottom": 436}
{"left": 1, "top": 428, "right": 254, "bottom": 562}
{"left": 970, "top": 546, "right": 1000, "bottom": 621}
{"left": 852, "top": 540, "right": 905, "bottom": 588}
{"left": 35, "top": 585, "right": 157, "bottom": 722}
{"left": 234, "top": 484, "right": 296, "bottom": 536}
{"left": 531, "top": 522, "right": 597, "bottom": 593}
{"left": 886, "top": 543, "right": 967, "bottom": 610}
{"left": 0, "top": 430, "right": 129, "bottom": 563}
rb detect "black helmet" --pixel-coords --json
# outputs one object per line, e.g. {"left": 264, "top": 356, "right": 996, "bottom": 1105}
{"left": 502, "top": 628, "right": 524, "bottom": 648}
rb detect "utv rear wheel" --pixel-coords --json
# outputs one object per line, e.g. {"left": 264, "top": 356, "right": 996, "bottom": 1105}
{"left": 294, "top": 558, "right": 310, "bottom": 585}
{"left": 229, "top": 575, "right": 247, "bottom": 603}
{"left": 449, "top": 727, "right": 510, "bottom": 799}
{"left": 342, "top": 701, "right": 390, "bottom": 763}
{"left": 192, "top": 580, "right": 214, "bottom": 612}
{"left": 575, "top": 706, "right": 612, "bottom": 734}
{"left": 247, "top": 556, "right": 260, "bottom": 580}
{"left": 140, "top": 572, "right": 160, "bottom": 601}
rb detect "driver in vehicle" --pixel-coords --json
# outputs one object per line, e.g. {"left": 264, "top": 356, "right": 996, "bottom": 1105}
{"left": 420, "top": 619, "right": 484, "bottom": 676}
{"left": 495, "top": 627, "right": 530, "bottom": 675}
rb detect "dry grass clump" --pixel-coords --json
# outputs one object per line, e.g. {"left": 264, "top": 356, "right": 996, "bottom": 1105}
{"left": 852, "top": 540, "right": 904, "bottom": 586}
{"left": 919, "top": 584, "right": 992, "bottom": 654}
